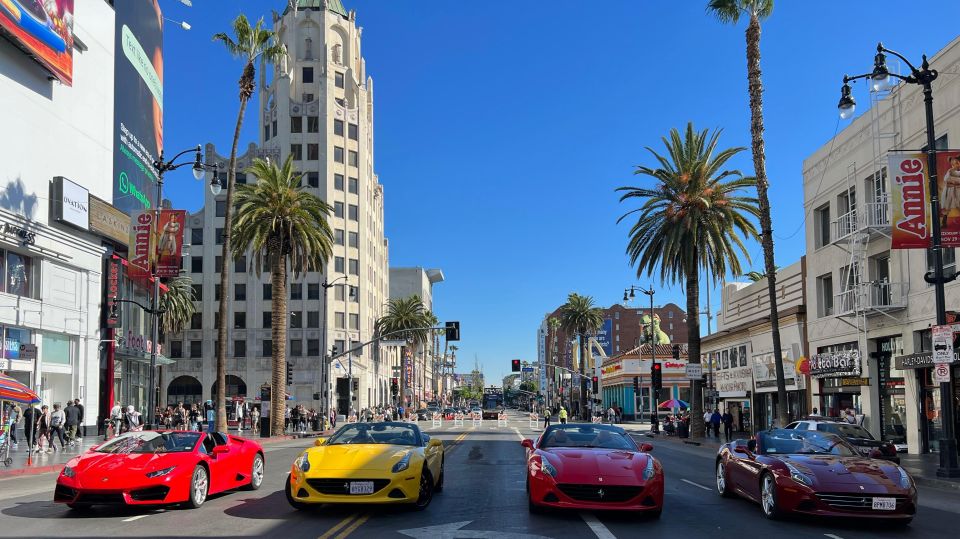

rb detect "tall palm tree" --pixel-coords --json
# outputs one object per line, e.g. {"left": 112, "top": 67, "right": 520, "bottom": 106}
{"left": 558, "top": 293, "right": 604, "bottom": 419}
{"left": 376, "top": 296, "right": 432, "bottom": 409}
{"left": 231, "top": 155, "right": 334, "bottom": 437}
{"left": 707, "top": 0, "right": 788, "bottom": 428}
{"left": 616, "top": 123, "right": 759, "bottom": 437}
{"left": 744, "top": 266, "right": 779, "bottom": 282}
{"left": 159, "top": 276, "right": 196, "bottom": 336}
{"left": 212, "top": 15, "right": 286, "bottom": 431}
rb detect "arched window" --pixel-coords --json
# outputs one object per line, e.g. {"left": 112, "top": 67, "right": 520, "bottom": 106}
{"left": 167, "top": 376, "right": 202, "bottom": 406}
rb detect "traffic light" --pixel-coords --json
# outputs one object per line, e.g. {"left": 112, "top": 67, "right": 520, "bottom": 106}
{"left": 330, "top": 344, "right": 339, "bottom": 357}
{"left": 633, "top": 376, "right": 640, "bottom": 392}
{"left": 591, "top": 376, "right": 599, "bottom": 394}
{"left": 672, "top": 344, "right": 680, "bottom": 360}
{"left": 312, "top": 392, "right": 321, "bottom": 400}
{"left": 445, "top": 321, "right": 460, "bottom": 341}
{"left": 651, "top": 362, "right": 663, "bottom": 392}
{"left": 286, "top": 362, "right": 293, "bottom": 386}
{"left": 352, "top": 378, "right": 360, "bottom": 392}
{"left": 511, "top": 359, "right": 521, "bottom": 372}
{"left": 391, "top": 378, "right": 399, "bottom": 396}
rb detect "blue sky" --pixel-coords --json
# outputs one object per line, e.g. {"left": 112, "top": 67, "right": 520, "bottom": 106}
{"left": 159, "top": 1, "right": 960, "bottom": 385}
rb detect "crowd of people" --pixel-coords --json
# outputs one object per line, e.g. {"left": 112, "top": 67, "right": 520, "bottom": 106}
{"left": 2, "top": 399, "right": 88, "bottom": 453}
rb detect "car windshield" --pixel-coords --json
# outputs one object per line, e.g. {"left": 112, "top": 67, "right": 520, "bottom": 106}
{"left": 817, "top": 423, "right": 875, "bottom": 440}
{"left": 95, "top": 431, "right": 200, "bottom": 454}
{"left": 759, "top": 429, "right": 860, "bottom": 457}
{"left": 326, "top": 423, "right": 420, "bottom": 446}
{"left": 539, "top": 425, "right": 638, "bottom": 450}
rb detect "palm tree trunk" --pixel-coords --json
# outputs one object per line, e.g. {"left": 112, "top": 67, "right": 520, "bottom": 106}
{"left": 746, "top": 14, "right": 788, "bottom": 427}
{"left": 270, "top": 246, "right": 288, "bottom": 437}
{"left": 686, "top": 273, "right": 704, "bottom": 438}
{"left": 214, "top": 83, "right": 250, "bottom": 432}
{"left": 579, "top": 336, "right": 588, "bottom": 420}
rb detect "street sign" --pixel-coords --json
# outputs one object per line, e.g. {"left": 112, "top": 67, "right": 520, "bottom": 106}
{"left": 381, "top": 340, "right": 407, "bottom": 347}
{"left": 521, "top": 367, "right": 534, "bottom": 372}
{"left": 934, "top": 362, "right": 952, "bottom": 383}
{"left": 932, "top": 324, "right": 955, "bottom": 364}
{"left": 685, "top": 364, "right": 703, "bottom": 379}
{"left": 19, "top": 343, "right": 37, "bottom": 360}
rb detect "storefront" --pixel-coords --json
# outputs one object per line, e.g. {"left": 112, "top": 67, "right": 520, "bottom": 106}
{"left": 895, "top": 343, "right": 960, "bottom": 455}
{"left": 871, "top": 336, "right": 908, "bottom": 451}
{"left": 753, "top": 343, "right": 806, "bottom": 429}
{"left": 707, "top": 344, "right": 754, "bottom": 434}
{"left": 599, "top": 345, "right": 689, "bottom": 419}
{"left": 813, "top": 342, "right": 862, "bottom": 418}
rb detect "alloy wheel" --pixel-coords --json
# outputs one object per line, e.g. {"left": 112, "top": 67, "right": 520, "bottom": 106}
{"left": 250, "top": 454, "right": 264, "bottom": 490}
{"left": 760, "top": 474, "right": 778, "bottom": 519}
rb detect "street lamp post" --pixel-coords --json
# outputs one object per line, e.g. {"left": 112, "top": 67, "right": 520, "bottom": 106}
{"left": 625, "top": 285, "right": 658, "bottom": 424}
{"left": 839, "top": 43, "right": 959, "bottom": 477}
{"left": 321, "top": 276, "right": 349, "bottom": 419}
{"left": 145, "top": 145, "right": 219, "bottom": 429}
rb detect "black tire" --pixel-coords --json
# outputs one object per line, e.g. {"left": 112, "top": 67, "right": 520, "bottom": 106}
{"left": 413, "top": 468, "right": 434, "bottom": 510}
{"left": 716, "top": 459, "right": 733, "bottom": 498}
{"left": 434, "top": 459, "right": 444, "bottom": 493}
{"left": 285, "top": 474, "right": 308, "bottom": 510}
{"left": 245, "top": 453, "right": 264, "bottom": 491}
{"left": 183, "top": 465, "right": 208, "bottom": 509}
{"left": 759, "top": 472, "right": 781, "bottom": 520}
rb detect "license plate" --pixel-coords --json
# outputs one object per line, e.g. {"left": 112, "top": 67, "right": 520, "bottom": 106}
{"left": 349, "top": 481, "right": 374, "bottom": 495}
{"left": 872, "top": 497, "right": 896, "bottom": 510}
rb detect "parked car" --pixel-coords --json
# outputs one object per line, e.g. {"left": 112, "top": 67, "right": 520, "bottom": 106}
{"left": 786, "top": 418, "right": 900, "bottom": 463}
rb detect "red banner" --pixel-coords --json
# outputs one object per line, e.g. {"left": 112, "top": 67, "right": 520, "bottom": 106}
{"left": 937, "top": 151, "right": 960, "bottom": 247}
{"left": 128, "top": 210, "right": 154, "bottom": 279}
{"left": 154, "top": 209, "right": 185, "bottom": 277}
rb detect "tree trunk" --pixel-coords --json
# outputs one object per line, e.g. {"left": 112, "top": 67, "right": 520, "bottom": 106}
{"left": 579, "top": 335, "right": 588, "bottom": 420}
{"left": 215, "top": 77, "right": 251, "bottom": 433}
{"left": 270, "top": 245, "right": 288, "bottom": 437}
{"left": 686, "top": 273, "right": 705, "bottom": 438}
{"left": 746, "top": 14, "right": 788, "bottom": 427}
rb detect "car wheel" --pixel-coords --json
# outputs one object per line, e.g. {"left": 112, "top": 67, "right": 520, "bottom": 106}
{"left": 285, "top": 474, "right": 309, "bottom": 510}
{"left": 759, "top": 472, "right": 781, "bottom": 520}
{"left": 716, "top": 460, "right": 733, "bottom": 497}
{"left": 183, "top": 466, "right": 208, "bottom": 509}
{"left": 413, "top": 468, "right": 434, "bottom": 510}
{"left": 434, "top": 458, "right": 444, "bottom": 493}
{"left": 245, "top": 453, "right": 264, "bottom": 491}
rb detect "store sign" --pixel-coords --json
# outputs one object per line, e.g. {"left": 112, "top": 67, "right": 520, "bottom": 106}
{"left": 2, "top": 222, "right": 36, "bottom": 246}
{"left": 810, "top": 350, "right": 862, "bottom": 378}
{"left": 894, "top": 352, "right": 951, "bottom": 370}
{"left": 714, "top": 366, "right": 753, "bottom": 394}
{"left": 106, "top": 258, "right": 121, "bottom": 327}
{"left": 840, "top": 377, "right": 870, "bottom": 386}
{"left": 753, "top": 350, "right": 799, "bottom": 390}
{"left": 89, "top": 196, "right": 130, "bottom": 247}
{"left": 120, "top": 331, "right": 161, "bottom": 356}
{"left": 19, "top": 343, "right": 37, "bottom": 360}
{"left": 52, "top": 177, "right": 89, "bottom": 230}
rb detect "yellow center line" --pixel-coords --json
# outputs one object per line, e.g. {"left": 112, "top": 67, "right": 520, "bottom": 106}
{"left": 317, "top": 513, "right": 359, "bottom": 539}
{"left": 333, "top": 513, "right": 370, "bottom": 539}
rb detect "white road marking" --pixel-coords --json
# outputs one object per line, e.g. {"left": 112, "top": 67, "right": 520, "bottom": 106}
{"left": 824, "top": 534, "right": 845, "bottom": 539}
{"left": 512, "top": 428, "right": 525, "bottom": 441}
{"left": 0, "top": 485, "right": 56, "bottom": 501}
{"left": 122, "top": 514, "right": 151, "bottom": 522}
{"left": 580, "top": 512, "right": 617, "bottom": 539}
{"left": 680, "top": 478, "right": 712, "bottom": 491}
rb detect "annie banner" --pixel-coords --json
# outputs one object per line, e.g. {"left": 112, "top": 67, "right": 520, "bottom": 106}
{"left": 889, "top": 151, "right": 960, "bottom": 249}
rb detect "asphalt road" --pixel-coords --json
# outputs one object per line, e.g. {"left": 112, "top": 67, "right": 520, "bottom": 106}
{"left": 0, "top": 409, "right": 958, "bottom": 538}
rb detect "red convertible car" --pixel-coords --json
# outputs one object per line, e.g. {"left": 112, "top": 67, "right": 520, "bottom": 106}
{"left": 522, "top": 423, "right": 663, "bottom": 516}
{"left": 716, "top": 429, "right": 916, "bottom": 525}
{"left": 55, "top": 430, "right": 264, "bottom": 510}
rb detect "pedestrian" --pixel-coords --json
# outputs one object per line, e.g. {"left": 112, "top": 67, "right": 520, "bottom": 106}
{"left": 50, "top": 403, "right": 66, "bottom": 451}
{"left": 703, "top": 410, "right": 713, "bottom": 437}
{"left": 188, "top": 404, "right": 200, "bottom": 432}
{"left": 108, "top": 402, "right": 122, "bottom": 438}
{"left": 543, "top": 407, "right": 551, "bottom": 428}
{"left": 710, "top": 408, "right": 722, "bottom": 439}
{"left": 8, "top": 403, "right": 21, "bottom": 447}
{"left": 330, "top": 407, "right": 337, "bottom": 429}
{"left": 722, "top": 409, "right": 734, "bottom": 442}
{"left": 64, "top": 400, "right": 81, "bottom": 446}
{"left": 844, "top": 408, "right": 857, "bottom": 424}
{"left": 36, "top": 405, "right": 52, "bottom": 452}
{"left": 237, "top": 402, "right": 245, "bottom": 431}
{"left": 173, "top": 402, "right": 186, "bottom": 431}
{"left": 205, "top": 401, "right": 215, "bottom": 432}
{"left": 74, "top": 398, "right": 85, "bottom": 438}
{"left": 22, "top": 404, "right": 37, "bottom": 451}
{"left": 558, "top": 405, "right": 568, "bottom": 424}
{"left": 811, "top": 407, "right": 819, "bottom": 416}
{"left": 125, "top": 405, "right": 143, "bottom": 432}
{"left": 607, "top": 406, "right": 616, "bottom": 424}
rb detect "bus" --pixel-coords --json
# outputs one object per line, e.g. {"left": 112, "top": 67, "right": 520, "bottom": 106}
{"left": 482, "top": 388, "right": 503, "bottom": 419}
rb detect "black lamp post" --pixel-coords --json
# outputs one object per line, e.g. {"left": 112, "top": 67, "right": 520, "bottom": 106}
{"left": 625, "top": 285, "right": 658, "bottom": 423}
{"left": 839, "top": 43, "right": 959, "bottom": 477}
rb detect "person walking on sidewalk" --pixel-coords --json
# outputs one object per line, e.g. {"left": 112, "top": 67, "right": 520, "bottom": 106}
{"left": 543, "top": 407, "right": 551, "bottom": 428}
{"left": 722, "top": 409, "right": 734, "bottom": 442}
{"left": 75, "top": 399, "right": 86, "bottom": 438}
{"left": 710, "top": 408, "right": 722, "bottom": 439}
{"left": 36, "top": 405, "right": 52, "bottom": 453}
{"left": 8, "top": 403, "right": 21, "bottom": 447}
{"left": 559, "top": 406, "right": 568, "bottom": 424}
{"left": 50, "top": 403, "right": 66, "bottom": 451}
{"left": 125, "top": 405, "right": 143, "bottom": 432}
{"left": 703, "top": 410, "right": 713, "bottom": 437}
{"left": 251, "top": 405, "right": 260, "bottom": 435}
{"left": 22, "top": 404, "right": 37, "bottom": 451}
{"left": 64, "top": 400, "right": 80, "bottom": 446}
{"left": 205, "top": 401, "right": 215, "bottom": 433}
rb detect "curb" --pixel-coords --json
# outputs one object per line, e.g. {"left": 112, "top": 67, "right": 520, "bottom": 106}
{"left": 0, "top": 463, "right": 65, "bottom": 479}
{"left": 909, "top": 474, "right": 960, "bottom": 492}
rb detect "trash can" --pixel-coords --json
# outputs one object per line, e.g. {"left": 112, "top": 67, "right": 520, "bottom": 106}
{"left": 678, "top": 422, "right": 689, "bottom": 438}
{"left": 312, "top": 417, "right": 321, "bottom": 431}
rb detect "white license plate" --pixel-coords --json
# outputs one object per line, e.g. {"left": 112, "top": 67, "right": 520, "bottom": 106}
{"left": 349, "top": 481, "right": 375, "bottom": 495}
{"left": 872, "top": 497, "right": 896, "bottom": 510}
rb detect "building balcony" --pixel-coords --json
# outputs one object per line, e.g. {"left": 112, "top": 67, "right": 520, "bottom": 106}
{"left": 835, "top": 281, "right": 906, "bottom": 316}
{"left": 831, "top": 198, "right": 891, "bottom": 244}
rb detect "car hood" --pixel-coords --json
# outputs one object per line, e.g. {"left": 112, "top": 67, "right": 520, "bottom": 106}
{"left": 68, "top": 451, "right": 190, "bottom": 488}
{"left": 775, "top": 454, "right": 905, "bottom": 490}
{"left": 542, "top": 448, "right": 649, "bottom": 480}
{"left": 306, "top": 444, "right": 418, "bottom": 472}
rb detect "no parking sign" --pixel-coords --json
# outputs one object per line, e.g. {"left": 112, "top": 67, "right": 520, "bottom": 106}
{"left": 934, "top": 363, "right": 952, "bottom": 383}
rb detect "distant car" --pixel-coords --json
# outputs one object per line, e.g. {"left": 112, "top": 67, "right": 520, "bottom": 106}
{"left": 716, "top": 429, "right": 916, "bottom": 524}
{"left": 414, "top": 408, "right": 428, "bottom": 421}
{"left": 786, "top": 419, "right": 900, "bottom": 463}
{"left": 470, "top": 407, "right": 482, "bottom": 416}
{"left": 55, "top": 431, "right": 263, "bottom": 510}
{"left": 442, "top": 408, "right": 456, "bottom": 420}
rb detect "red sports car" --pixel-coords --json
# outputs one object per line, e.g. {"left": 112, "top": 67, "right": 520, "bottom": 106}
{"left": 522, "top": 423, "right": 663, "bottom": 516}
{"left": 55, "top": 430, "right": 264, "bottom": 510}
{"left": 716, "top": 429, "right": 916, "bottom": 525}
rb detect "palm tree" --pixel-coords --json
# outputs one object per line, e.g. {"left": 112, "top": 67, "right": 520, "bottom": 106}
{"left": 616, "top": 123, "right": 759, "bottom": 437}
{"left": 231, "top": 155, "right": 334, "bottom": 437}
{"left": 159, "top": 276, "right": 196, "bottom": 336}
{"left": 558, "top": 293, "right": 604, "bottom": 419}
{"left": 707, "top": 0, "right": 788, "bottom": 428}
{"left": 744, "top": 266, "right": 780, "bottom": 282}
{"left": 376, "top": 296, "right": 432, "bottom": 408}
{"left": 212, "top": 15, "right": 286, "bottom": 431}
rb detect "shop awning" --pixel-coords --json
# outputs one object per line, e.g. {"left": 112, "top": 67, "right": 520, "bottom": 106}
{"left": 719, "top": 391, "right": 749, "bottom": 398}
{"left": 119, "top": 352, "right": 177, "bottom": 366}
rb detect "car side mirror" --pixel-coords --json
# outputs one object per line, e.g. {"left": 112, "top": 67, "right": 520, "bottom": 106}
{"left": 212, "top": 445, "right": 230, "bottom": 455}
{"left": 314, "top": 437, "right": 327, "bottom": 446}
{"left": 868, "top": 448, "right": 883, "bottom": 459}
{"left": 521, "top": 439, "right": 534, "bottom": 450}
{"left": 429, "top": 439, "right": 443, "bottom": 448}
{"left": 640, "top": 443, "right": 654, "bottom": 452}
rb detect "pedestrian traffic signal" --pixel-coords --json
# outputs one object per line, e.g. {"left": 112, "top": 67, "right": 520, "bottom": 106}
{"left": 591, "top": 376, "right": 599, "bottom": 393}
{"left": 651, "top": 362, "right": 662, "bottom": 392}
{"left": 511, "top": 359, "right": 521, "bottom": 372}
{"left": 286, "top": 362, "right": 293, "bottom": 386}
{"left": 672, "top": 344, "right": 680, "bottom": 360}
{"left": 445, "top": 321, "right": 460, "bottom": 341}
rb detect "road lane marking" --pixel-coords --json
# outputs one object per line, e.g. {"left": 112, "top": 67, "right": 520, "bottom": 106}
{"left": 680, "top": 478, "right": 711, "bottom": 491}
{"left": 580, "top": 512, "right": 617, "bottom": 539}
{"left": 512, "top": 428, "right": 525, "bottom": 441}
{"left": 334, "top": 513, "right": 370, "bottom": 539}
{"left": 824, "top": 535, "right": 845, "bottom": 539}
{"left": 318, "top": 513, "right": 360, "bottom": 539}
{"left": 122, "top": 514, "right": 152, "bottom": 522}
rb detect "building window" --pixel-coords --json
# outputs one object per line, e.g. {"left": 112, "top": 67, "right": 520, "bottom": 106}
{"left": 307, "top": 172, "right": 319, "bottom": 188}
{"left": 234, "top": 340, "right": 246, "bottom": 358}
{"left": 349, "top": 258, "right": 359, "bottom": 275}
{"left": 215, "top": 228, "right": 224, "bottom": 245}
{"left": 290, "top": 339, "right": 303, "bottom": 357}
{"left": 348, "top": 150, "right": 358, "bottom": 167}
{"left": 335, "top": 173, "right": 345, "bottom": 191}
{"left": 190, "top": 340, "right": 202, "bottom": 358}
{"left": 237, "top": 172, "right": 247, "bottom": 185}
{"left": 190, "top": 312, "right": 202, "bottom": 330}
{"left": 335, "top": 339, "right": 345, "bottom": 356}
{"left": 215, "top": 200, "right": 225, "bottom": 217}
{"left": 302, "top": 66, "right": 313, "bottom": 83}
{"left": 262, "top": 283, "right": 272, "bottom": 300}
{"left": 335, "top": 256, "right": 345, "bottom": 273}
{"left": 349, "top": 231, "right": 359, "bottom": 248}
{"left": 291, "top": 283, "right": 302, "bottom": 300}
{"left": 262, "top": 340, "right": 272, "bottom": 357}
{"left": 308, "top": 283, "right": 320, "bottom": 300}
{"left": 307, "top": 116, "right": 319, "bottom": 133}
{"left": 334, "top": 284, "right": 345, "bottom": 301}
{"left": 191, "top": 228, "right": 203, "bottom": 245}
{"left": 272, "top": 119, "right": 277, "bottom": 137}
{"left": 348, "top": 123, "right": 358, "bottom": 140}
{"left": 234, "top": 284, "right": 246, "bottom": 301}
{"left": 334, "top": 202, "right": 344, "bottom": 218}
{"left": 349, "top": 313, "right": 359, "bottom": 330}
{"left": 334, "top": 119, "right": 344, "bottom": 136}
{"left": 334, "top": 229, "right": 345, "bottom": 245}
{"left": 668, "top": 311, "right": 674, "bottom": 319}
{"left": 215, "top": 256, "right": 223, "bottom": 273}
{"left": 215, "top": 284, "right": 222, "bottom": 302}
{"left": 334, "top": 146, "right": 344, "bottom": 163}
{"left": 308, "top": 338, "right": 320, "bottom": 356}
{"left": 291, "top": 311, "right": 302, "bottom": 329}
{"left": 263, "top": 311, "right": 272, "bottom": 329}
{"left": 817, "top": 273, "right": 834, "bottom": 317}
{"left": 291, "top": 116, "right": 303, "bottom": 133}
{"left": 264, "top": 125, "right": 270, "bottom": 141}
{"left": 349, "top": 285, "right": 359, "bottom": 302}
{"left": 170, "top": 341, "right": 183, "bottom": 358}
{"left": 814, "top": 203, "right": 831, "bottom": 248}
{"left": 307, "top": 311, "right": 320, "bottom": 328}
{"left": 192, "top": 284, "right": 202, "bottom": 301}
{"left": 291, "top": 144, "right": 303, "bottom": 160}
{"left": 234, "top": 255, "right": 246, "bottom": 273}
{"left": 191, "top": 256, "right": 203, "bottom": 273}
{"left": 348, "top": 177, "right": 358, "bottom": 194}
{"left": 927, "top": 248, "right": 957, "bottom": 280}
{"left": 348, "top": 204, "right": 359, "bottom": 221}
{"left": 307, "top": 143, "right": 319, "bottom": 160}
{"left": 335, "top": 312, "right": 345, "bottom": 329}
{"left": 335, "top": 71, "right": 345, "bottom": 88}
{"left": 234, "top": 312, "right": 246, "bottom": 329}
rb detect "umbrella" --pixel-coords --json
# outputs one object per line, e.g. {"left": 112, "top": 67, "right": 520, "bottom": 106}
{"left": 0, "top": 373, "right": 40, "bottom": 404}
{"left": 658, "top": 398, "right": 689, "bottom": 409}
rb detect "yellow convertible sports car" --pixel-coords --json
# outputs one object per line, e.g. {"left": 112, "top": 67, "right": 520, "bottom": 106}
{"left": 286, "top": 422, "right": 444, "bottom": 510}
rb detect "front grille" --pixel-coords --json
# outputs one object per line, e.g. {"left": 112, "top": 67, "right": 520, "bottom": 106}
{"left": 306, "top": 478, "right": 391, "bottom": 495}
{"left": 54, "top": 485, "right": 76, "bottom": 502}
{"left": 557, "top": 484, "right": 643, "bottom": 503}
{"left": 816, "top": 493, "right": 911, "bottom": 511}
{"left": 76, "top": 492, "right": 126, "bottom": 505}
{"left": 129, "top": 486, "right": 170, "bottom": 501}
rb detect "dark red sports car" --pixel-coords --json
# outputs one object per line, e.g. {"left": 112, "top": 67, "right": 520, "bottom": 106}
{"left": 716, "top": 429, "right": 916, "bottom": 524}
{"left": 522, "top": 423, "right": 663, "bottom": 516}
{"left": 55, "top": 430, "right": 264, "bottom": 510}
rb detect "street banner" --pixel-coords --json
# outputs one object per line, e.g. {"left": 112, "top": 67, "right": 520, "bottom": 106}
{"left": 154, "top": 209, "right": 185, "bottom": 277}
{"left": 889, "top": 152, "right": 932, "bottom": 249}
{"left": 935, "top": 151, "right": 960, "bottom": 247}
{"left": 128, "top": 209, "right": 155, "bottom": 279}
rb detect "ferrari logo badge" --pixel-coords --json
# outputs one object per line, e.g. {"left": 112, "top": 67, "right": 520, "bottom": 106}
{"left": 597, "top": 489, "right": 605, "bottom": 499}
{"left": 859, "top": 485, "right": 865, "bottom": 490}
{"left": 101, "top": 477, "right": 108, "bottom": 483}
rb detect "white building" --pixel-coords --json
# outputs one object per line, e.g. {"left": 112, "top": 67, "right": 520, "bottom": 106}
{"left": 162, "top": 0, "right": 391, "bottom": 414}
{"left": 802, "top": 36, "right": 960, "bottom": 454}
{"left": 0, "top": 0, "right": 115, "bottom": 428}
{"left": 389, "top": 267, "right": 445, "bottom": 403}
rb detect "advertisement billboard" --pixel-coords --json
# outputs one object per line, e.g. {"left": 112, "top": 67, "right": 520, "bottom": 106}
{"left": 595, "top": 319, "right": 612, "bottom": 357}
{"left": 154, "top": 209, "right": 184, "bottom": 277}
{"left": 113, "top": 0, "right": 163, "bottom": 215}
{"left": 0, "top": 0, "right": 74, "bottom": 85}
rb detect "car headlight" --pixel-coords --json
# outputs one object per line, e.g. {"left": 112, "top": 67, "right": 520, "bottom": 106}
{"left": 62, "top": 466, "right": 75, "bottom": 478}
{"left": 145, "top": 466, "right": 176, "bottom": 478}
{"left": 392, "top": 452, "right": 412, "bottom": 473}
{"left": 539, "top": 458, "right": 558, "bottom": 478}
{"left": 897, "top": 466, "right": 912, "bottom": 489}
{"left": 642, "top": 457, "right": 656, "bottom": 480}
{"left": 785, "top": 462, "right": 812, "bottom": 487}
{"left": 296, "top": 452, "right": 311, "bottom": 473}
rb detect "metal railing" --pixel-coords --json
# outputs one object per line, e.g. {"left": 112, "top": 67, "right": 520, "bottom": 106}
{"left": 831, "top": 198, "right": 892, "bottom": 243}
{"left": 835, "top": 281, "right": 906, "bottom": 315}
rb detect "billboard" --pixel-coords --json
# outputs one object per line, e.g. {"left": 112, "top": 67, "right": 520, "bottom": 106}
{"left": 595, "top": 319, "right": 612, "bottom": 357}
{"left": 936, "top": 151, "right": 960, "bottom": 247}
{"left": 113, "top": 0, "right": 163, "bottom": 215}
{"left": 889, "top": 152, "right": 931, "bottom": 249}
{"left": 128, "top": 210, "right": 154, "bottom": 279}
{"left": 154, "top": 209, "right": 184, "bottom": 277}
{"left": 0, "top": 0, "right": 74, "bottom": 85}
